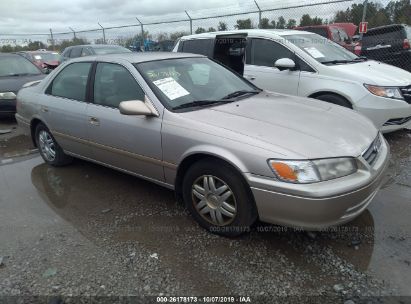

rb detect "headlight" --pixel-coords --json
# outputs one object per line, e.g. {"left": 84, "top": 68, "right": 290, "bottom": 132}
{"left": 268, "top": 158, "right": 357, "bottom": 184}
{"left": 0, "top": 92, "right": 16, "bottom": 100}
{"left": 364, "top": 84, "right": 403, "bottom": 100}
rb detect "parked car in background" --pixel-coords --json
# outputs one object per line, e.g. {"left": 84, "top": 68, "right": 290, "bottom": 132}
{"left": 174, "top": 30, "right": 411, "bottom": 132}
{"left": 0, "top": 53, "right": 45, "bottom": 116}
{"left": 16, "top": 53, "right": 389, "bottom": 235}
{"left": 361, "top": 24, "right": 411, "bottom": 72}
{"left": 294, "top": 24, "right": 356, "bottom": 52}
{"left": 61, "top": 44, "right": 131, "bottom": 61}
{"left": 16, "top": 50, "right": 61, "bottom": 71}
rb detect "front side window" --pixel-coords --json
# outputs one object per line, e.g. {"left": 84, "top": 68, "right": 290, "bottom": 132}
{"left": 48, "top": 62, "right": 92, "bottom": 101}
{"left": 93, "top": 63, "right": 144, "bottom": 108}
{"left": 284, "top": 33, "right": 357, "bottom": 64}
{"left": 136, "top": 57, "right": 259, "bottom": 110}
{"left": 250, "top": 39, "right": 294, "bottom": 67}
{"left": 0, "top": 56, "right": 41, "bottom": 77}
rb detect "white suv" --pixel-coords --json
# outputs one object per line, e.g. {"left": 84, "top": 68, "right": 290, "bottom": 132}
{"left": 173, "top": 29, "right": 411, "bottom": 133}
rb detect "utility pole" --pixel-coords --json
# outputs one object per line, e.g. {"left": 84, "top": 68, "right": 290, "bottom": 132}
{"left": 254, "top": 0, "right": 262, "bottom": 29}
{"left": 98, "top": 22, "right": 106, "bottom": 44}
{"left": 49, "top": 28, "right": 55, "bottom": 50}
{"left": 69, "top": 27, "right": 76, "bottom": 39}
{"left": 136, "top": 17, "right": 145, "bottom": 50}
{"left": 185, "top": 11, "right": 193, "bottom": 34}
{"left": 360, "top": 0, "right": 368, "bottom": 40}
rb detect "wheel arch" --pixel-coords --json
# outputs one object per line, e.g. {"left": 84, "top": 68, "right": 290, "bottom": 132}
{"left": 308, "top": 91, "right": 353, "bottom": 107}
{"left": 174, "top": 149, "right": 251, "bottom": 202}
{"left": 30, "top": 117, "right": 49, "bottom": 147}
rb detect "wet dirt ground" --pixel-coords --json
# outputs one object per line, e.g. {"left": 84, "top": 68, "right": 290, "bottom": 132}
{"left": 0, "top": 118, "right": 410, "bottom": 303}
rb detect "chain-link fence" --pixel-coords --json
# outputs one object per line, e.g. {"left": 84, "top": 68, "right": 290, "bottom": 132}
{"left": 1, "top": 0, "right": 410, "bottom": 69}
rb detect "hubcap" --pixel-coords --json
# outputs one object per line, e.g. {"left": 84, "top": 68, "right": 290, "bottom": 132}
{"left": 38, "top": 130, "right": 56, "bottom": 162}
{"left": 192, "top": 175, "right": 237, "bottom": 226}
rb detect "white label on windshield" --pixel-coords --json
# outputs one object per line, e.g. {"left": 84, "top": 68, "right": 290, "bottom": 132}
{"left": 34, "top": 55, "right": 42, "bottom": 60}
{"left": 153, "top": 77, "right": 189, "bottom": 101}
{"left": 304, "top": 47, "right": 325, "bottom": 58}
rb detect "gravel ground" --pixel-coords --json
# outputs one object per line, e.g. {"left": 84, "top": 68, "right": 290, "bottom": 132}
{"left": 0, "top": 119, "right": 410, "bottom": 303}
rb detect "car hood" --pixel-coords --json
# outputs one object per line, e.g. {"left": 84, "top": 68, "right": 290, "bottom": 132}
{"left": 181, "top": 92, "right": 378, "bottom": 159}
{"left": 327, "top": 60, "right": 411, "bottom": 86}
{"left": 0, "top": 74, "right": 45, "bottom": 93}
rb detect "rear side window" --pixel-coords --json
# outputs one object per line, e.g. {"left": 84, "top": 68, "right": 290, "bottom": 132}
{"left": 181, "top": 39, "right": 213, "bottom": 56}
{"left": 250, "top": 39, "right": 294, "bottom": 67}
{"left": 303, "top": 27, "right": 328, "bottom": 38}
{"left": 47, "top": 62, "right": 92, "bottom": 101}
{"left": 70, "top": 47, "right": 82, "bottom": 58}
{"left": 93, "top": 63, "right": 145, "bottom": 108}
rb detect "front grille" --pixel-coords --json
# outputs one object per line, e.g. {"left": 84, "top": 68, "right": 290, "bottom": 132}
{"left": 362, "top": 134, "right": 382, "bottom": 166}
{"left": 400, "top": 86, "right": 411, "bottom": 104}
{"left": 383, "top": 116, "right": 411, "bottom": 126}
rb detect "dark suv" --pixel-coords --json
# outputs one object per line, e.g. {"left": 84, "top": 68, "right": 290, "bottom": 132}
{"left": 61, "top": 44, "right": 131, "bottom": 61}
{"left": 361, "top": 24, "right": 411, "bottom": 71}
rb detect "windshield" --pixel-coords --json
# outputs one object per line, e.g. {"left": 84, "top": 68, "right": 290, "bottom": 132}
{"left": 284, "top": 33, "right": 357, "bottom": 64}
{"left": 32, "top": 52, "right": 61, "bottom": 62}
{"left": 0, "top": 56, "right": 41, "bottom": 77}
{"left": 136, "top": 57, "right": 258, "bottom": 110}
{"left": 93, "top": 46, "right": 132, "bottom": 55}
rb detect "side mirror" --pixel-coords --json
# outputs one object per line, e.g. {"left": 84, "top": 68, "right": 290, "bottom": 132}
{"left": 119, "top": 99, "right": 158, "bottom": 116}
{"left": 274, "top": 58, "right": 296, "bottom": 71}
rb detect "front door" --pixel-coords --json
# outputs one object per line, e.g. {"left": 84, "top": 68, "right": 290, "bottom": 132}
{"left": 86, "top": 62, "right": 164, "bottom": 181}
{"left": 244, "top": 38, "right": 300, "bottom": 95}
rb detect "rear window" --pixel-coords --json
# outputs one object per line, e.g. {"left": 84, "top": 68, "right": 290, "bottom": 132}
{"left": 181, "top": 39, "right": 213, "bottom": 56}
{"left": 301, "top": 27, "right": 328, "bottom": 38}
{"left": 363, "top": 26, "right": 406, "bottom": 47}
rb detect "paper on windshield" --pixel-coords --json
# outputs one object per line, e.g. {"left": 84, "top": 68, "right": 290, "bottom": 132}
{"left": 304, "top": 47, "right": 325, "bottom": 58}
{"left": 34, "top": 55, "right": 42, "bottom": 60}
{"left": 153, "top": 77, "right": 189, "bottom": 101}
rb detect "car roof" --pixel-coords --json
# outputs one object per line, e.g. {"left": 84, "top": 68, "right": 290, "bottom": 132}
{"left": 69, "top": 51, "right": 205, "bottom": 64}
{"left": 0, "top": 52, "right": 21, "bottom": 57}
{"left": 68, "top": 44, "right": 127, "bottom": 49}
{"left": 180, "top": 29, "right": 315, "bottom": 40}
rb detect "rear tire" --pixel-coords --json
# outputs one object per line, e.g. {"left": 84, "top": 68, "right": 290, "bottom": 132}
{"left": 315, "top": 94, "right": 352, "bottom": 108}
{"left": 35, "top": 123, "right": 72, "bottom": 166}
{"left": 182, "top": 159, "right": 257, "bottom": 237}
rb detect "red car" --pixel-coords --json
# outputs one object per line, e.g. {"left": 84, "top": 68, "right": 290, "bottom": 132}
{"left": 294, "top": 24, "right": 357, "bottom": 53}
{"left": 16, "top": 51, "right": 61, "bottom": 71}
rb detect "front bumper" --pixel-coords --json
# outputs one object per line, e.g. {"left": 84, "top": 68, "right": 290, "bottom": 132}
{"left": 247, "top": 134, "right": 390, "bottom": 230}
{"left": 0, "top": 98, "right": 16, "bottom": 114}
{"left": 355, "top": 94, "right": 411, "bottom": 133}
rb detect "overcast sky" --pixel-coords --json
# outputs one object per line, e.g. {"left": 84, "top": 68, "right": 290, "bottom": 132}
{"left": 0, "top": 0, "right": 355, "bottom": 42}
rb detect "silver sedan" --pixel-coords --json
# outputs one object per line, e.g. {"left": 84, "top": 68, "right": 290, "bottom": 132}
{"left": 16, "top": 52, "right": 390, "bottom": 236}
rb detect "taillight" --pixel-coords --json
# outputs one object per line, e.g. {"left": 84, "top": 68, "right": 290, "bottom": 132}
{"left": 354, "top": 42, "right": 362, "bottom": 55}
{"left": 403, "top": 39, "right": 410, "bottom": 50}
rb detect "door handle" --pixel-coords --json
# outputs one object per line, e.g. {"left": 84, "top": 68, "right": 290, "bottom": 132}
{"left": 89, "top": 117, "right": 100, "bottom": 126}
{"left": 40, "top": 106, "right": 49, "bottom": 113}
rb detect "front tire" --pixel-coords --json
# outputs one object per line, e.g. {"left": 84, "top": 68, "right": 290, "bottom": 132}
{"left": 35, "top": 123, "right": 72, "bottom": 166}
{"left": 182, "top": 159, "right": 257, "bottom": 237}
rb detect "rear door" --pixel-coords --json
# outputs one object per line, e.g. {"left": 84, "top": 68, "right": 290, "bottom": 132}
{"left": 244, "top": 38, "right": 300, "bottom": 95}
{"left": 43, "top": 61, "right": 93, "bottom": 157}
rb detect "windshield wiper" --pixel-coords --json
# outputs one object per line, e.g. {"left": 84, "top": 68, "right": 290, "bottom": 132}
{"left": 351, "top": 56, "right": 368, "bottom": 62}
{"left": 321, "top": 60, "right": 351, "bottom": 65}
{"left": 4, "top": 73, "right": 39, "bottom": 77}
{"left": 220, "top": 89, "right": 261, "bottom": 100}
{"left": 173, "top": 100, "right": 231, "bottom": 110}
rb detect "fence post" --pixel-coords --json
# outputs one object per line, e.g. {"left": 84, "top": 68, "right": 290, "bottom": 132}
{"left": 49, "top": 28, "right": 55, "bottom": 50}
{"left": 69, "top": 27, "right": 76, "bottom": 39}
{"left": 185, "top": 11, "right": 193, "bottom": 34}
{"left": 254, "top": 0, "right": 262, "bottom": 29}
{"left": 360, "top": 0, "right": 368, "bottom": 40}
{"left": 98, "top": 22, "right": 106, "bottom": 44}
